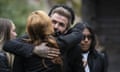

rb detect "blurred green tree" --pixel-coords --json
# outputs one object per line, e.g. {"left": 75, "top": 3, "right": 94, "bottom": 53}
{"left": 0, "top": 0, "right": 33, "bottom": 36}
{"left": 0, "top": 0, "right": 81, "bottom": 36}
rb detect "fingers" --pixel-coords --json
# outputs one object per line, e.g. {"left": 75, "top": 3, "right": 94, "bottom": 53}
{"left": 49, "top": 48, "right": 60, "bottom": 52}
{"left": 34, "top": 43, "right": 60, "bottom": 59}
{"left": 47, "top": 52, "right": 60, "bottom": 59}
{"left": 40, "top": 43, "right": 47, "bottom": 46}
{"left": 48, "top": 53, "right": 59, "bottom": 57}
{"left": 46, "top": 54, "right": 58, "bottom": 59}
{"left": 45, "top": 48, "right": 60, "bottom": 59}
{"left": 46, "top": 56, "right": 54, "bottom": 59}
{"left": 48, "top": 48, "right": 60, "bottom": 55}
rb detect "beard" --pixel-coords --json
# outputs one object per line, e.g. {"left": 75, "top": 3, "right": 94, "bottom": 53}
{"left": 54, "top": 29, "right": 62, "bottom": 37}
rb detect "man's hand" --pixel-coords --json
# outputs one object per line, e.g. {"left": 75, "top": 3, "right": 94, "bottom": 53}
{"left": 33, "top": 43, "right": 60, "bottom": 59}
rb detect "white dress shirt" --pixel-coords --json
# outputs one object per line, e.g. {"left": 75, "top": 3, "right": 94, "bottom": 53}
{"left": 82, "top": 52, "right": 90, "bottom": 72}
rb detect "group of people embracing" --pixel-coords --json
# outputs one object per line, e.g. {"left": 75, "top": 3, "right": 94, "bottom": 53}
{"left": 0, "top": 4, "right": 108, "bottom": 72}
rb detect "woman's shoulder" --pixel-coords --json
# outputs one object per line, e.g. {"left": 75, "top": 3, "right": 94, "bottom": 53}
{"left": 94, "top": 50, "right": 106, "bottom": 60}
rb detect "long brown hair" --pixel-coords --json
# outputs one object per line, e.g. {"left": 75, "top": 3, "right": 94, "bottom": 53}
{"left": 0, "top": 18, "right": 12, "bottom": 43}
{"left": 25, "top": 10, "right": 62, "bottom": 66}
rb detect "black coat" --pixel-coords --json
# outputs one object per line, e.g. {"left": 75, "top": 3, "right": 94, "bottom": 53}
{"left": 0, "top": 51, "right": 10, "bottom": 72}
{"left": 13, "top": 54, "right": 62, "bottom": 72}
{"left": 7, "top": 35, "right": 62, "bottom": 72}
{"left": 10, "top": 30, "right": 82, "bottom": 72}
{"left": 3, "top": 23, "right": 82, "bottom": 58}
{"left": 66, "top": 45, "right": 108, "bottom": 72}
{"left": 3, "top": 23, "right": 83, "bottom": 72}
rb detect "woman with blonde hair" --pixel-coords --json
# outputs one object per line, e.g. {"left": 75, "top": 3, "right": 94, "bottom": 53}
{"left": 13, "top": 10, "right": 62, "bottom": 72}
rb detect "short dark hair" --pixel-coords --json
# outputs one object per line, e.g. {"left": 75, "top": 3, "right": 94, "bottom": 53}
{"left": 48, "top": 4, "right": 75, "bottom": 25}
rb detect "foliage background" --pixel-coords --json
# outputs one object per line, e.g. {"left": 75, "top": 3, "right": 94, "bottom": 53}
{"left": 0, "top": 0, "right": 81, "bottom": 36}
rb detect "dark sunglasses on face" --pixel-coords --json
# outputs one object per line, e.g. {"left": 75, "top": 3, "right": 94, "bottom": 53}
{"left": 82, "top": 35, "right": 92, "bottom": 40}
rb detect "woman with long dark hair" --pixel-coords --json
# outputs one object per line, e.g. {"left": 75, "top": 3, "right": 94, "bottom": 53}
{"left": 67, "top": 23, "right": 108, "bottom": 72}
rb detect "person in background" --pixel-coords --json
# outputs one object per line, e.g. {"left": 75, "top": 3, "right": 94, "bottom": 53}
{"left": 0, "top": 18, "right": 17, "bottom": 72}
{"left": 67, "top": 23, "right": 108, "bottom": 72}
{"left": 95, "top": 35, "right": 109, "bottom": 70}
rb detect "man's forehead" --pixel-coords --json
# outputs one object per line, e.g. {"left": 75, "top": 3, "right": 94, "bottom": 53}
{"left": 51, "top": 13, "right": 68, "bottom": 24}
